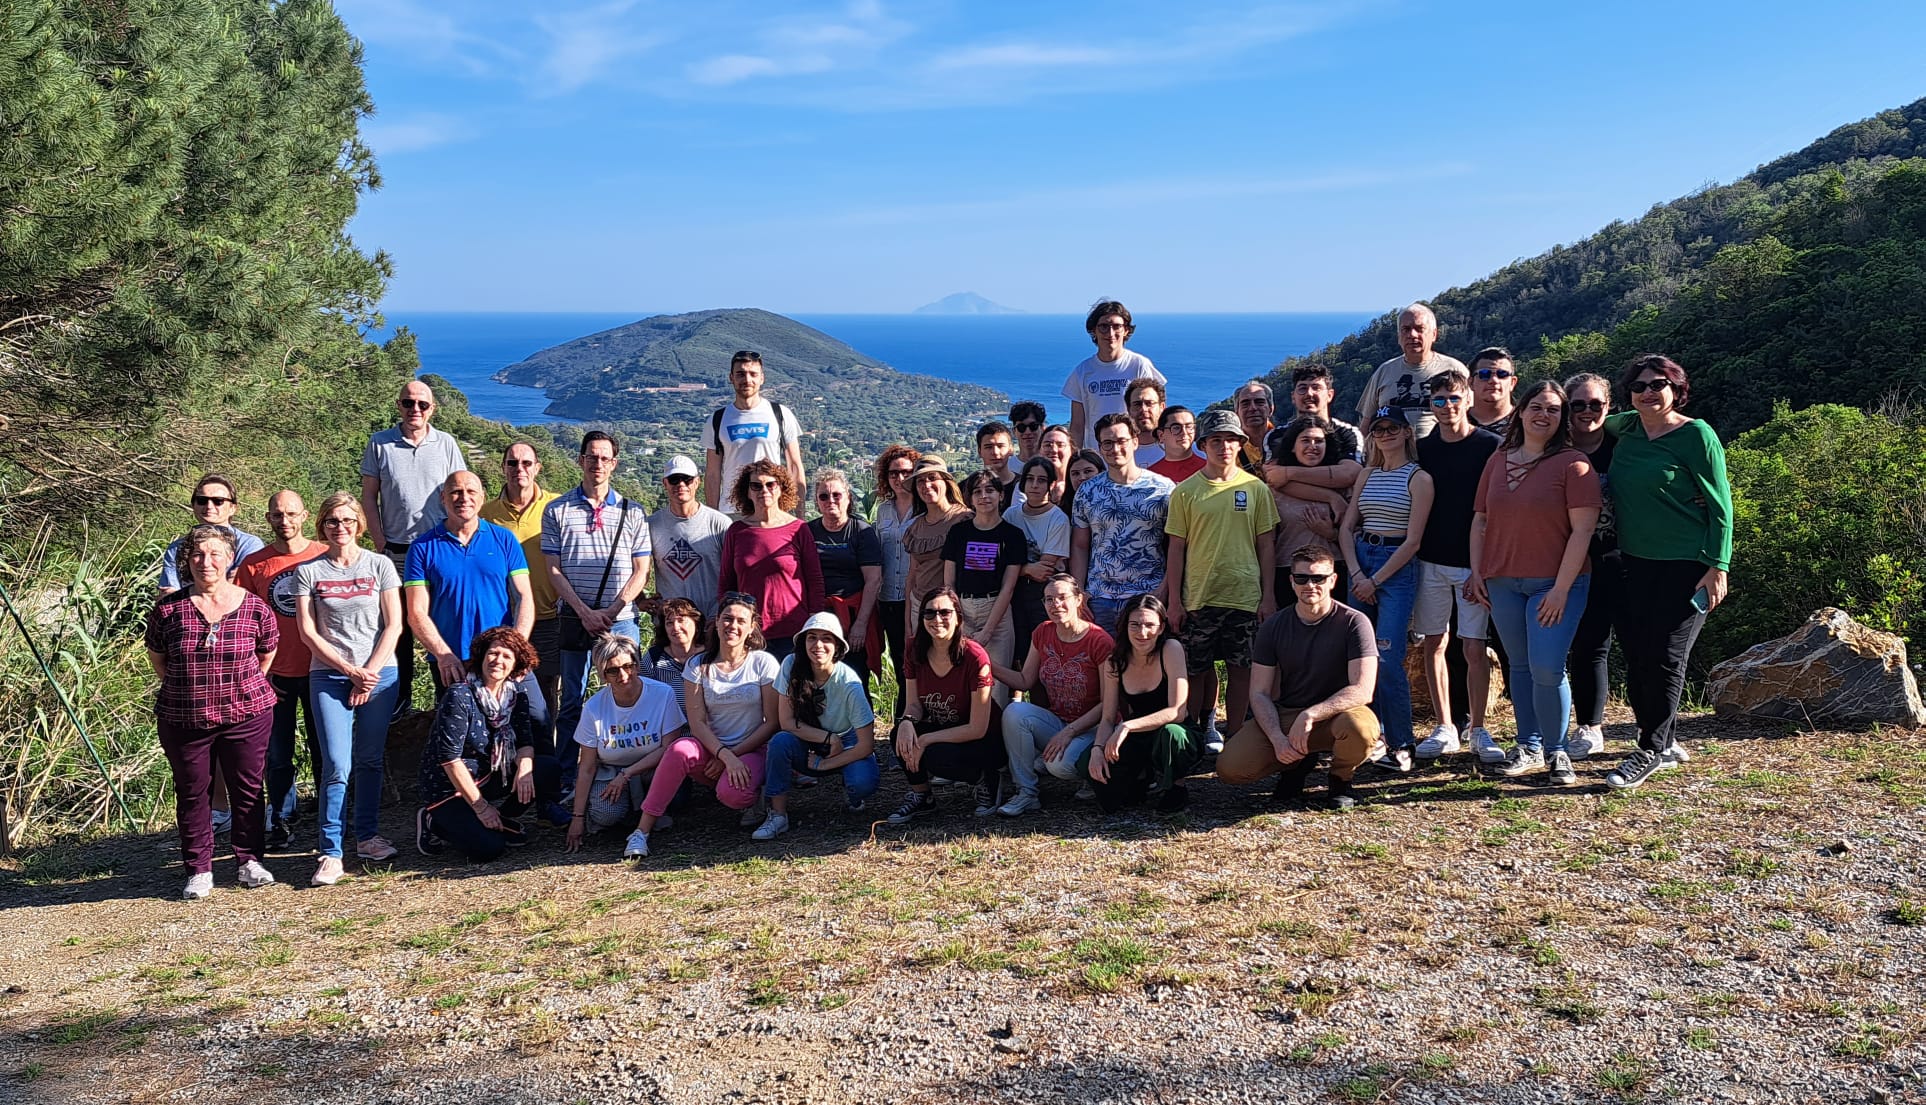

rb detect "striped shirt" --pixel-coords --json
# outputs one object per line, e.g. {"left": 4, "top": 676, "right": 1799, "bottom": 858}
{"left": 541, "top": 488, "right": 651, "bottom": 622}
{"left": 1356, "top": 462, "right": 1419, "bottom": 536}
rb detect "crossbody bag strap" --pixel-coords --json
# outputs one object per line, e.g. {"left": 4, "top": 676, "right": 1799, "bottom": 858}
{"left": 587, "top": 497, "right": 632, "bottom": 608}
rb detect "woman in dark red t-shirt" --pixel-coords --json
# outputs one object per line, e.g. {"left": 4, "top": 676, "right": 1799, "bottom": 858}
{"left": 885, "top": 586, "right": 1006, "bottom": 825}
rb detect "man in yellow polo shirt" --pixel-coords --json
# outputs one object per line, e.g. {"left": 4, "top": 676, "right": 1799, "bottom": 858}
{"left": 481, "top": 441, "right": 561, "bottom": 741}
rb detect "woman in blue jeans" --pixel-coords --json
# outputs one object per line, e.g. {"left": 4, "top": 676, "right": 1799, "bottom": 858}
{"left": 1467, "top": 381, "right": 1601, "bottom": 786}
{"left": 1339, "top": 407, "right": 1434, "bottom": 771}
{"left": 752, "top": 612, "right": 881, "bottom": 840}
{"left": 293, "top": 492, "right": 404, "bottom": 885}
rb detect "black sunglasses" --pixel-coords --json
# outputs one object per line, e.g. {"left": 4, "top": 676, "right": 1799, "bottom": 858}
{"left": 921, "top": 606, "right": 957, "bottom": 620}
{"left": 1627, "top": 379, "right": 1672, "bottom": 394}
{"left": 721, "top": 591, "right": 759, "bottom": 610}
{"left": 1011, "top": 421, "right": 1042, "bottom": 432}
{"left": 191, "top": 495, "right": 233, "bottom": 507}
{"left": 1291, "top": 572, "right": 1333, "bottom": 585}
{"left": 1571, "top": 399, "right": 1607, "bottom": 413}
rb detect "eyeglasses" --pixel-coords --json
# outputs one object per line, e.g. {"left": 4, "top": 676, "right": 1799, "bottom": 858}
{"left": 267, "top": 511, "right": 305, "bottom": 521}
{"left": 665, "top": 474, "right": 695, "bottom": 486}
{"left": 1429, "top": 394, "right": 1465, "bottom": 407}
{"left": 1012, "top": 421, "right": 1042, "bottom": 432}
{"left": 1475, "top": 368, "right": 1515, "bottom": 380}
{"left": 1570, "top": 399, "right": 1608, "bottom": 413}
{"left": 816, "top": 491, "right": 845, "bottom": 500}
{"left": 921, "top": 606, "right": 957, "bottom": 620}
{"left": 1369, "top": 424, "right": 1403, "bottom": 437}
{"left": 191, "top": 495, "right": 233, "bottom": 507}
{"left": 322, "top": 517, "right": 357, "bottom": 529}
{"left": 1162, "top": 422, "right": 1195, "bottom": 434}
{"left": 1097, "top": 436, "right": 1134, "bottom": 450}
{"left": 888, "top": 467, "right": 914, "bottom": 479}
{"left": 1627, "top": 379, "right": 1672, "bottom": 394}
{"left": 1290, "top": 572, "right": 1333, "bottom": 585}
{"left": 600, "top": 661, "right": 635, "bottom": 678}
{"left": 399, "top": 399, "right": 433, "bottom": 410}
{"left": 721, "top": 591, "right": 759, "bottom": 609}
{"left": 580, "top": 453, "right": 617, "bottom": 465}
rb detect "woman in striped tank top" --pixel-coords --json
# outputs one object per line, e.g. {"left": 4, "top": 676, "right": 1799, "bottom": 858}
{"left": 1339, "top": 406, "right": 1435, "bottom": 771}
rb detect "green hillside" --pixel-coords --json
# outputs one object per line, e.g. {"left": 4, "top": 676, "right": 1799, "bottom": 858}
{"left": 494, "top": 308, "right": 1007, "bottom": 458}
{"left": 1278, "top": 97, "right": 1926, "bottom": 437}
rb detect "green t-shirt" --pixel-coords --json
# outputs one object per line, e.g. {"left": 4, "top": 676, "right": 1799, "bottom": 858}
{"left": 1164, "top": 467, "right": 1280, "bottom": 612}
{"left": 1602, "top": 412, "right": 1733, "bottom": 570}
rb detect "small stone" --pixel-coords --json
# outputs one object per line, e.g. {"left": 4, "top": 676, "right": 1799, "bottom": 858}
{"left": 1823, "top": 839, "right": 1852, "bottom": 855}
{"left": 993, "top": 1037, "right": 1028, "bottom": 1054}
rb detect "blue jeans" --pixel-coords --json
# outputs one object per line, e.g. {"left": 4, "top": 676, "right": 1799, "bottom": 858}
{"left": 557, "top": 618, "right": 641, "bottom": 771}
{"left": 311, "top": 666, "right": 399, "bottom": 857}
{"left": 763, "top": 730, "right": 881, "bottom": 804}
{"left": 1353, "top": 541, "right": 1420, "bottom": 749}
{"left": 1087, "top": 594, "right": 1136, "bottom": 640}
{"left": 1485, "top": 575, "right": 1591, "bottom": 755}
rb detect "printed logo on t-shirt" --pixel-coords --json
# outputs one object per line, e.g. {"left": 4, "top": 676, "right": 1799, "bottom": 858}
{"left": 1089, "top": 378, "right": 1128, "bottom": 397}
{"left": 963, "top": 540, "right": 1000, "bottom": 573}
{"left": 659, "top": 536, "right": 704, "bottom": 581}
{"left": 726, "top": 422, "right": 771, "bottom": 442}
{"left": 1233, "top": 490, "right": 1248, "bottom": 512}
{"left": 920, "top": 690, "right": 962, "bottom": 729}
{"left": 599, "top": 719, "right": 661, "bottom": 751}
{"left": 266, "top": 565, "right": 304, "bottom": 617}
{"left": 313, "top": 576, "right": 377, "bottom": 601}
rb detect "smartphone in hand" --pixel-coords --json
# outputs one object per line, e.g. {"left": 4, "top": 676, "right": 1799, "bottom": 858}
{"left": 1689, "top": 586, "right": 1711, "bottom": 614}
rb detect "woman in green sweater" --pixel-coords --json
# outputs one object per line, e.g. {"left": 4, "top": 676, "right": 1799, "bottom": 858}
{"left": 1600, "top": 354, "right": 1733, "bottom": 791}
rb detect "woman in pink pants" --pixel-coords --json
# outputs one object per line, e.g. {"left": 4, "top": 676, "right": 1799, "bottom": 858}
{"left": 624, "top": 593, "right": 779, "bottom": 859}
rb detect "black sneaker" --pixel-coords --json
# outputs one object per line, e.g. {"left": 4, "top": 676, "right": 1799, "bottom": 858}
{"left": 972, "top": 777, "right": 1003, "bottom": 817}
{"left": 415, "top": 807, "right": 444, "bottom": 856}
{"left": 887, "top": 789, "right": 934, "bottom": 825}
{"left": 1606, "top": 749, "right": 1666, "bottom": 791}
{"left": 500, "top": 820, "right": 529, "bottom": 847}
{"left": 1271, "top": 759, "right": 1315, "bottom": 804}
{"left": 1156, "top": 784, "right": 1190, "bottom": 813}
{"left": 265, "top": 819, "right": 293, "bottom": 852}
{"left": 1320, "top": 777, "right": 1359, "bottom": 811}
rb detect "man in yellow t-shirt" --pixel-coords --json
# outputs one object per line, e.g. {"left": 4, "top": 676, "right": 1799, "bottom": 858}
{"left": 1165, "top": 409, "right": 1280, "bottom": 754}
{"left": 480, "top": 442, "right": 561, "bottom": 740}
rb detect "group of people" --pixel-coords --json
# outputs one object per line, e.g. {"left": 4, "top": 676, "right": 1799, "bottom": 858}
{"left": 145, "top": 300, "right": 1733, "bottom": 900}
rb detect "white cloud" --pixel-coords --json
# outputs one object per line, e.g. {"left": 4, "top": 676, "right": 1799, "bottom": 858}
{"left": 334, "top": 0, "right": 514, "bottom": 75}
{"left": 361, "top": 112, "right": 476, "bottom": 155}
{"left": 688, "top": 53, "right": 836, "bottom": 87}
{"left": 926, "top": 42, "right": 1120, "bottom": 72}
{"left": 531, "top": 2, "right": 666, "bottom": 95}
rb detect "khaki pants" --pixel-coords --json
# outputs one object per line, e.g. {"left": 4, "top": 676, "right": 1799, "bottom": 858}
{"left": 1215, "top": 707, "right": 1379, "bottom": 785}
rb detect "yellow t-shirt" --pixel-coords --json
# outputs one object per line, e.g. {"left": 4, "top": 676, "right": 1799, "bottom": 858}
{"left": 1163, "top": 467, "right": 1279, "bottom": 613}
{"left": 481, "top": 489, "right": 561, "bottom": 620}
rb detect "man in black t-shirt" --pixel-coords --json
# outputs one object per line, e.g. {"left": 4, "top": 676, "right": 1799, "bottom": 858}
{"left": 1412, "top": 369, "right": 1503, "bottom": 763}
{"left": 1215, "top": 545, "right": 1380, "bottom": 809}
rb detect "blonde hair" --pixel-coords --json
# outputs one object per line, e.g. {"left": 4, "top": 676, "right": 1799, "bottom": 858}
{"left": 312, "top": 491, "right": 366, "bottom": 539}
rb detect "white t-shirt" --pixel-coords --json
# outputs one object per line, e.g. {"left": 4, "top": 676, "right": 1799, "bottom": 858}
{"left": 1002, "top": 502, "right": 1070, "bottom": 566}
{"left": 573, "top": 678, "right": 687, "bottom": 768}
{"left": 684, "top": 650, "right": 780, "bottom": 748}
{"left": 701, "top": 399, "right": 802, "bottom": 505}
{"left": 1060, "top": 350, "right": 1164, "bottom": 449}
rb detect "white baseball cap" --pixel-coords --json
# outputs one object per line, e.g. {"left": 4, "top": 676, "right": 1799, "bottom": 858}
{"left": 664, "top": 455, "right": 699, "bottom": 480}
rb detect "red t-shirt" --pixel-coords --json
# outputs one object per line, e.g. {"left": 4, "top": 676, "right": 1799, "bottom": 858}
{"left": 908, "top": 638, "right": 994, "bottom": 730}
{"left": 234, "top": 545, "right": 322, "bottom": 677}
{"left": 718, "top": 519, "right": 825, "bottom": 641}
{"left": 1031, "top": 622, "right": 1114, "bottom": 721}
{"left": 1149, "top": 454, "right": 1207, "bottom": 483}
{"left": 1474, "top": 449, "right": 1602, "bottom": 580}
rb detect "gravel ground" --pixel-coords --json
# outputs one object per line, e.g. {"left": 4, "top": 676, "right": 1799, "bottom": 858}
{"left": 2, "top": 712, "right": 1922, "bottom": 1104}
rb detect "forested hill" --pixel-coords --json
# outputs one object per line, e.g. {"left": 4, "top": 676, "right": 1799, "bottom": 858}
{"left": 494, "top": 308, "right": 1006, "bottom": 457}
{"left": 1277, "top": 96, "right": 1926, "bottom": 437}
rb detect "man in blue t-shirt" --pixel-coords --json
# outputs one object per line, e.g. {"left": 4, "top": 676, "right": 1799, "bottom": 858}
{"left": 404, "top": 471, "right": 535, "bottom": 695}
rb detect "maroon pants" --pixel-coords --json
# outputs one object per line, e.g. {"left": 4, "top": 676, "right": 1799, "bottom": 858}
{"left": 158, "top": 709, "right": 272, "bottom": 874}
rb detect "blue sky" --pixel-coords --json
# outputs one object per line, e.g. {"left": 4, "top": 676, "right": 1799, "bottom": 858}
{"left": 342, "top": 0, "right": 1926, "bottom": 314}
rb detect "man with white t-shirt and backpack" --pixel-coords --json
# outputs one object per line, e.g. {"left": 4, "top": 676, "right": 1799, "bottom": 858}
{"left": 703, "top": 350, "right": 805, "bottom": 515}
{"left": 1062, "top": 300, "right": 1165, "bottom": 450}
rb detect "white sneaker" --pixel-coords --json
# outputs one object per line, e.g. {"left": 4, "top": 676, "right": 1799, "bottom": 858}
{"left": 1569, "top": 724, "right": 1604, "bottom": 760}
{"left": 1373, "top": 747, "right": 1414, "bottom": 773}
{"left": 237, "top": 860, "right": 275, "bottom": 889}
{"left": 1470, "top": 728, "right": 1505, "bottom": 764}
{"left": 623, "top": 830, "right": 651, "bottom": 858}
{"left": 182, "top": 871, "right": 214, "bottom": 900}
{"left": 1662, "top": 744, "right": 1692, "bottom": 764}
{"left": 1202, "top": 717, "right": 1224, "bottom": 755}
{"left": 997, "top": 790, "right": 1042, "bottom": 817}
{"left": 310, "top": 856, "right": 344, "bottom": 886}
{"left": 1415, "top": 724, "right": 1461, "bottom": 758}
{"left": 751, "top": 812, "right": 790, "bottom": 841}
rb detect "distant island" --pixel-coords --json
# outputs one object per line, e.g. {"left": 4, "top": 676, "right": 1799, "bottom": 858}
{"left": 493, "top": 308, "right": 1007, "bottom": 462}
{"left": 913, "top": 292, "right": 1023, "bottom": 315}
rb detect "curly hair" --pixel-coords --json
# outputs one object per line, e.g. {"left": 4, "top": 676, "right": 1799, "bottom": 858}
{"left": 730, "top": 458, "right": 800, "bottom": 515}
{"left": 467, "top": 626, "right": 539, "bottom": 679}
{"left": 871, "top": 444, "right": 922, "bottom": 501}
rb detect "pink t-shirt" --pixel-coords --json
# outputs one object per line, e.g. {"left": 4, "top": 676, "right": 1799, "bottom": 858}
{"left": 718, "top": 519, "right": 825, "bottom": 641}
{"left": 1031, "top": 622, "right": 1115, "bottom": 721}
{"left": 1474, "top": 449, "right": 1602, "bottom": 579}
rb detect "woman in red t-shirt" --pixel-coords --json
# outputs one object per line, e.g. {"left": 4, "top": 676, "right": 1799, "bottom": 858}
{"left": 885, "top": 586, "right": 1006, "bottom": 825}
{"left": 719, "top": 460, "right": 824, "bottom": 661}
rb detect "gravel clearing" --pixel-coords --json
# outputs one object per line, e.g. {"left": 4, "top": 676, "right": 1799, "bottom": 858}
{"left": 2, "top": 713, "right": 1922, "bottom": 1104}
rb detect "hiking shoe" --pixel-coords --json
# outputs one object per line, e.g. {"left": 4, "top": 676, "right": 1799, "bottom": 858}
{"left": 356, "top": 836, "right": 398, "bottom": 862}
{"left": 237, "top": 860, "right": 276, "bottom": 889}
{"left": 210, "top": 808, "right": 232, "bottom": 838}
{"left": 1416, "top": 724, "right": 1461, "bottom": 759}
{"left": 415, "top": 808, "right": 444, "bottom": 856}
{"left": 1469, "top": 728, "right": 1504, "bottom": 764}
{"left": 623, "top": 830, "right": 651, "bottom": 858}
{"left": 887, "top": 789, "right": 934, "bottom": 825}
{"left": 1496, "top": 747, "right": 1546, "bottom": 777}
{"left": 751, "top": 812, "right": 791, "bottom": 841}
{"left": 1373, "top": 747, "right": 1414, "bottom": 773}
{"left": 973, "top": 777, "right": 1003, "bottom": 817}
{"left": 997, "top": 789, "right": 1042, "bottom": 817}
{"left": 1156, "top": 784, "right": 1190, "bottom": 813}
{"left": 1321, "top": 777, "right": 1359, "bottom": 811}
{"left": 1547, "top": 751, "right": 1577, "bottom": 786}
{"left": 310, "top": 856, "right": 344, "bottom": 886}
{"left": 1271, "top": 759, "right": 1315, "bottom": 804}
{"left": 1569, "top": 724, "right": 1605, "bottom": 760}
{"left": 1606, "top": 748, "right": 1668, "bottom": 790}
{"left": 265, "top": 819, "right": 293, "bottom": 852}
{"left": 182, "top": 871, "right": 214, "bottom": 901}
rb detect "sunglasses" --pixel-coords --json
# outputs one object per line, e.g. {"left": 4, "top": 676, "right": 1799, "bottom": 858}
{"left": 1571, "top": 399, "right": 1608, "bottom": 413}
{"left": 399, "top": 399, "right": 433, "bottom": 410}
{"left": 751, "top": 480, "right": 782, "bottom": 492}
{"left": 600, "top": 660, "right": 636, "bottom": 677}
{"left": 1627, "top": 379, "right": 1672, "bottom": 394}
{"left": 921, "top": 606, "right": 957, "bottom": 620}
{"left": 1475, "top": 368, "right": 1515, "bottom": 380}
{"left": 665, "top": 474, "right": 695, "bottom": 486}
{"left": 816, "top": 491, "right": 845, "bottom": 500}
{"left": 1012, "top": 421, "right": 1042, "bottom": 432}
{"left": 192, "top": 495, "right": 234, "bottom": 507}
{"left": 721, "top": 591, "right": 759, "bottom": 610}
{"left": 888, "top": 468, "right": 914, "bottom": 479}
{"left": 1290, "top": 572, "right": 1333, "bottom": 585}
{"left": 506, "top": 459, "right": 538, "bottom": 469}
{"left": 1429, "top": 394, "right": 1465, "bottom": 407}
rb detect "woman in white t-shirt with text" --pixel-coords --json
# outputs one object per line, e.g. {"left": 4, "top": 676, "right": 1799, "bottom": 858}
{"left": 564, "top": 634, "right": 687, "bottom": 857}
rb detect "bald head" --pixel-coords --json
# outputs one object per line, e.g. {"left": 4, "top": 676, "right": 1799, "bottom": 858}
{"left": 264, "top": 489, "right": 308, "bottom": 543}
{"left": 398, "top": 380, "right": 436, "bottom": 433}
{"left": 442, "top": 469, "right": 484, "bottom": 526}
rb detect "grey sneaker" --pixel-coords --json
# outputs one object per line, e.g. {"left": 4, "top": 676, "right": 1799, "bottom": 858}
{"left": 1547, "top": 751, "right": 1576, "bottom": 786}
{"left": 1661, "top": 743, "right": 1691, "bottom": 764}
{"left": 997, "top": 789, "right": 1042, "bottom": 817}
{"left": 1373, "top": 747, "right": 1414, "bottom": 773}
{"left": 973, "top": 777, "right": 1003, "bottom": 817}
{"left": 237, "top": 860, "right": 276, "bottom": 889}
{"left": 623, "top": 830, "right": 651, "bottom": 858}
{"left": 1496, "top": 747, "right": 1546, "bottom": 777}
{"left": 751, "top": 812, "right": 790, "bottom": 841}
{"left": 1469, "top": 728, "right": 1504, "bottom": 763}
{"left": 1073, "top": 783, "right": 1096, "bottom": 801}
{"left": 1569, "top": 724, "right": 1605, "bottom": 760}
{"left": 739, "top": 799, "right": 766, "bottom": 828}
{"left": 181, "top": 871, "right": 214, "bottom": 901}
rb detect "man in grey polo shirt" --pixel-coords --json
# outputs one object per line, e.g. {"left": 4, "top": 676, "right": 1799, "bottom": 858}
{"left": 543, "top": 430, "right": 653, "bottom": 768}
{"left": 360, "top": 379, "right": 468, "bottom": 713}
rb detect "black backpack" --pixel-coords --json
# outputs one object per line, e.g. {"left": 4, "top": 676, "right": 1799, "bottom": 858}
{"left": 712, "top": 400, "right": 791, "bottom": 458}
